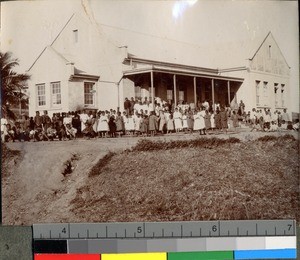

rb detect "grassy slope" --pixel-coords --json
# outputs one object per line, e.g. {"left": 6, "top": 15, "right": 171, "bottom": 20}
{"left": 71, "top": 136, "right": 299, "bottom": 222}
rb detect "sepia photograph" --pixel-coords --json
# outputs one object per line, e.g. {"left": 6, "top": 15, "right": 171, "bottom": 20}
{"left": 1, "top": 0, "right": 299, "bottom": 226}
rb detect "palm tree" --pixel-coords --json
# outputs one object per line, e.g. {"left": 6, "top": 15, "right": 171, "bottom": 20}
{"left": 0, "top": 51, "right": 30, "bottom": 119}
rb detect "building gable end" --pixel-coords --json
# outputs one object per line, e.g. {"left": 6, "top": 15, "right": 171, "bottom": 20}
{"left": 249, "top": 32, "right": 290, "bottom": 75}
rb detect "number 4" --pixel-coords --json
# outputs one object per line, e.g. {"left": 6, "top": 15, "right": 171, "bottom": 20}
{"left": 62, "top": 228, "right": 66, "bottom": 234}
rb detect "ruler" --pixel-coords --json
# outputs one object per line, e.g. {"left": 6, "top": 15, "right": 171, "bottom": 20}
{"left": 33, "top": 220, "right": 296, "bottom": 239}
{"left": 33, "top": 220, "right": 297, "bottom": 259}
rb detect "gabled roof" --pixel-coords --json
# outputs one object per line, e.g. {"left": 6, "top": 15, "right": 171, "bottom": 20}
{"left": 249, "top": 31, "right": 290, "bottom": 68}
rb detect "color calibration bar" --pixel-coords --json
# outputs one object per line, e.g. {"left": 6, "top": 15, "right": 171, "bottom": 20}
{"left": 34, "top": 237, "right": 296, "bottom": 259}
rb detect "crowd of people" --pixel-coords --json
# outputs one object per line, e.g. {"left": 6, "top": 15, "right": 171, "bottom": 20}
{"left": 1, "top": 97, "right": 299, "bottom": 143}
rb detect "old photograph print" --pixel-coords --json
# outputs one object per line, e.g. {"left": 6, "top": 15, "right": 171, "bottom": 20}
{"left": 1, "top": 0, "right": 299, "bottom": 225}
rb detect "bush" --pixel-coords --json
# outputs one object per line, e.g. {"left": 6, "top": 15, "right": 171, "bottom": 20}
{"left": 131, "top": 137, "right": 240, "bottom": 152}
{"left": 257, "top": 134, "right": 295, "bottom": 142}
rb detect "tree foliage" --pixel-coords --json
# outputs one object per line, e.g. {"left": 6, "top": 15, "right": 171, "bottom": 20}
{"left": 1, "top": 51, "right": 30, "bottom": 119}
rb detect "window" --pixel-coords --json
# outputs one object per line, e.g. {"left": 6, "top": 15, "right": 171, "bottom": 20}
{"left": 73, "top": 29, "right": 78, "bottom": 43}
{"left": 263, "top": 81, "right": 268, "bottom": 106}
{"left": 268, "top": 45, "right": 272, "bottom": 58}
{"left": 167, "top": 90, "right": 173, "bottom": 100}
{"left": 51, "top": 82, "right": 61, "bottom": 106}
{"left": 255, "top": 80, "right": 260, "bottom": 106}
{"left": 281, "top": 84, "right": 285, "bottom": 107}
{"left": 274, "top": 83, "right": 279, "bottom": 107}
{"left": 37, "top": 84, "right": 46, "bottom": 106}
{"left": 84, "top": 82, "right": 95, "bottom": 106}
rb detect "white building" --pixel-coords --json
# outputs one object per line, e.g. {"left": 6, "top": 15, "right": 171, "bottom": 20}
{"left": 27, "top": 13, "right": 290, "bottom": 116}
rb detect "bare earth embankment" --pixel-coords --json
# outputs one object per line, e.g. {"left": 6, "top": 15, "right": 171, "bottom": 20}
{"left": 1, "top": 131, "right": 299, "bottom": 225}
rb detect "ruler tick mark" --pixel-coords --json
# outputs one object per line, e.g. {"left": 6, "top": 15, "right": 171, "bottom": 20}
{"left": 172, "top": 232, "right": 174, "bottom": 237}
{"left": 97, "top": 232, "right": 99, "bottom": 238}
{"left": 68, "top": 223, "right": 70, "bottom": 239}
{"left": 153, "top": 232, "right": 155, "bottom": 238}
{"left": 106, "top": 226, "right": 108, "bottom": 238}
{"left": 162, "top": 228, "right": 164, "bottom": 237}
{"left": 209, "top": 231, "right": 211, "bottom": 237}
{"left": 200, "top": 228, "right": 201, "bottom": 236}
{"left": 275, "top": 226, "right": 276, "bottom": 235}
{"left": 237, "top": 227, "right": 239, "bottom": 236}
{"left": 50, "top": 230, "right": 51, "bottom": 239}
{"left": 181, "top": 225, "right": 183, "bottom": 238}
{"left": 87, "top": 229, "right": 89, "bottom": 238}
{"left": 256, "top": 223, "right": 258, "bottom": 235}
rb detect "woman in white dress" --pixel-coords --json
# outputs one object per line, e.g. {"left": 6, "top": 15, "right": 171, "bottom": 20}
{"left": 97, "top": 111, "right": 109, "bottom": 137}
{"left": 173, "top": 108, "right": 183, "bottom": 133}
{"left": 127, "top": 114, "right": 135, "bottom": 135}
{"left": 193, "top": 109, "right": 201, "bottom": 132}
{"left": 198, "top": 107, "right": 206, "bottom": 135}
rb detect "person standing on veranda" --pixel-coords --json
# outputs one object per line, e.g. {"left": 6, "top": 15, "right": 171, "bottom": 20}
{"left": 173, "top": 108, "right": 183, "bottom": 133}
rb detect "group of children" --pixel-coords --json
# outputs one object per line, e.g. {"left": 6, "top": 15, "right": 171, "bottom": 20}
{"left": 1, "top": 101, "right": 299, "bottom": 142}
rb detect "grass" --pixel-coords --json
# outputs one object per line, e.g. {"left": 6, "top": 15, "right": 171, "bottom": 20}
{"left": 130, "top": 137, "right": 241, "bottom": 151}
{"left": 70, "top": 136, "right": 299, "bottom": 222}
{"left": 1, "top": 143, "right": 22, "bottom": 178}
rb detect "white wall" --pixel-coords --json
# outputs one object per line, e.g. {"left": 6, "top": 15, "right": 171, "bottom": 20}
{"left": 28, "top": 47, "right": 71, "bottom": 117}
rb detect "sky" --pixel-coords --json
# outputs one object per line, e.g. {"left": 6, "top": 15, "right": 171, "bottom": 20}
{"left": 1, "top": 0, "right": 299, "bottom": 111}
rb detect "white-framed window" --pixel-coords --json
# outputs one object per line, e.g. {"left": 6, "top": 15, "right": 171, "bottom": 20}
{"left": 51, "top": 82, "right": 61, "bottom": 106}
{"left": 263, "top": 81, "right": 268, "bottom": 106}
{"left": 274, "top": 83, "right": 279, "bottom": 107}
{"left": 281, "top": 84, "right": 285, "bottom": 107}
{"left": 84, "top": 82, "right": 95, "bottom": 106}
{"left": 36, "top": 84, "right": 46, "bottom": 106}
{"left": 73, "top": 29, "right": 78, "bottom": 43}
{"left": 167, "top": 89, "right": 173, "bottom": 100}
{"left": 255, "top": 80, "right": 260, "bottom": 106}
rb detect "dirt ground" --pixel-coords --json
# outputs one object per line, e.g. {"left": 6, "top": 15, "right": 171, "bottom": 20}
{"left": 1, "top": 130, "right": 299, "bottom": 225}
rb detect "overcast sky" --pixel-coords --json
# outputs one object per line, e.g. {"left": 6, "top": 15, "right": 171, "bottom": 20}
{"left": 1, "top": 0, "right": 299, "bottom": 111}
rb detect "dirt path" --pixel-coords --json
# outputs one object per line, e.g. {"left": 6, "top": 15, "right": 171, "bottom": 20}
{"left": 2, "top": 138, "right": 138, "bottom": 225}
{"left": 2, "top": 130, "right": 298, "bottom": 225}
